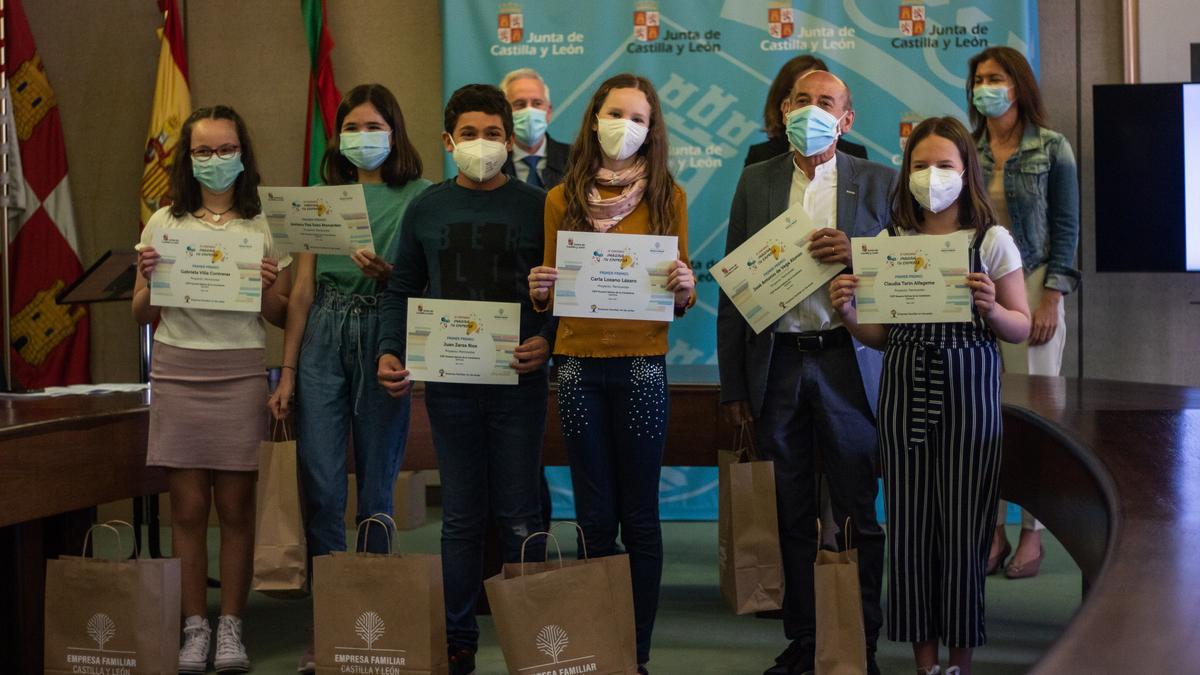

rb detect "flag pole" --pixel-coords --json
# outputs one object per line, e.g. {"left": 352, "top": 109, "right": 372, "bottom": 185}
{"left": 1, "top": 0, "right": 13, "bottom": 392}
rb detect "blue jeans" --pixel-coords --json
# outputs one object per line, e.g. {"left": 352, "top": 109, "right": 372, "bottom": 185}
{"left": 557, "top": 355, "right": 668, "bottom": 665}
{"left": 296, "top": 285, "right": 410, "bottom": 557}
{"left": 425, "top": 376, "right": 548, "bottom": 650}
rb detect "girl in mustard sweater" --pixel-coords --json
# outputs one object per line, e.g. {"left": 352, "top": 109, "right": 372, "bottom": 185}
{"left": 528, "top": 73, "right": 695, "bottom": 675}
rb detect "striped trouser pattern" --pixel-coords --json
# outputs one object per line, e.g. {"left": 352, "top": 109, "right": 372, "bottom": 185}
{"left": 878, "top": 338, "right": 1003, "bottom": 648}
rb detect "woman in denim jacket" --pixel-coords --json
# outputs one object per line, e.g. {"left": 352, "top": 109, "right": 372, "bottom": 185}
{"left": 967, "top": 46, "right": 1080, "bottom": 580}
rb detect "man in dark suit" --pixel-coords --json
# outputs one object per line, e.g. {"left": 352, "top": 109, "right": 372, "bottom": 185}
{"left": 500, "top": 68, "right": 569, "bottom": 190}
{"left": 718, "top": 71, "right": 893, "bottom": 675}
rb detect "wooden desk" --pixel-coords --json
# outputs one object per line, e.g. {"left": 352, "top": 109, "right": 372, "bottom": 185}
{"left": 996, "top": 375, "right": 1200, "bottom": 673}
{"left": 0, "top": 391, "right": 156, "bottom": 674}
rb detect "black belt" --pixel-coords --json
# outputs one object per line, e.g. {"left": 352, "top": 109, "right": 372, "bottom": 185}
{"left": 777, "top": 327, "right": 852, "bottom": 351}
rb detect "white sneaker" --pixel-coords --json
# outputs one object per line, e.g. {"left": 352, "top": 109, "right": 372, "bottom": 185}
{"left": 178, "top": 615, "right": 210, "bottom": 674}
{"left": 214, "top": 615, "right": 251, "bottom": 673}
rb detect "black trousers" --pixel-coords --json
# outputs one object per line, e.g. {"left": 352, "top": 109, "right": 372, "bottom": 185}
{"left": 753, "top": 337, "right": 884, "bottom": 647}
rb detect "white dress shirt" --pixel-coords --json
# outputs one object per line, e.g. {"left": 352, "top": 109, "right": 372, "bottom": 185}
{"left": 774, "top": 156, "right": 842, "bottom": 333}
{"left": 512, "top": 141, "right": 547, "bottom": 184}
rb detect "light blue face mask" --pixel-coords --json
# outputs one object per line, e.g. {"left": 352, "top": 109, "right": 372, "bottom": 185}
{"left": 192, "top": 153, "right": 243, "bottom": 193}
{"left": 785, "top": 105, "right": 845, "bottom": 157}
{"left": 512, "top": 107, "right": 548, "bottom": 148}
{"left": 972, "top": 85, "right": 1013, "bottom": 118}
{"left": 340, "top": 131, "right": 392, "bottom": 171}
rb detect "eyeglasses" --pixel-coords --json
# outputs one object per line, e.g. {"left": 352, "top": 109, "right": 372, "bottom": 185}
{"left": 190, "top": 144, "right": 240, "bottom": 161}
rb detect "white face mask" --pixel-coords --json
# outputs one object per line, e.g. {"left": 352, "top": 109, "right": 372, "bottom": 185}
{"left": 596, "top": 117, "right": 648, "bottom": 161}
{"left": 451, "top": 138, "right": 508, "bottom": 183}
{"left": 909, "top": 167, "right": 964, "bottom": 214}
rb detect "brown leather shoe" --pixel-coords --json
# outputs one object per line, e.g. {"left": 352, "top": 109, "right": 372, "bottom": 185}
{"left": 986, "top": 539, "right": 1011, "bottom": 575}
{"left": 1005, "top": 544, "right": 1045, "bottom": 579}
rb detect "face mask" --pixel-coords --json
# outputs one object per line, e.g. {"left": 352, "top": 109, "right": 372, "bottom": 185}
{"left": 192, "top": 153, "right": 243, "bottom": 193}
{"left": 340, "top": 131, "right": 392, "bottom": 170}
{"left": 909, "top": 167, "right": 964, "bottom": 214}
{"left": 972, "top": 85, "right": 1013, "bottom": 118}
{"left": 596, "top": 117, "right": 648, "bottom": 161}
{"left": 785, "top": 105, "right": 845, "bottom": 157}
{"left": 512, "top": 107, "right": 548, "bottom": 148}
{"left": 451, "top": 138, "right": 508, "bottom": 183}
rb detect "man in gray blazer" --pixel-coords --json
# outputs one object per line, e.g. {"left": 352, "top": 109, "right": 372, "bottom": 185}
{"left": 718, "top": 71, "right": 893, "bottom": 675}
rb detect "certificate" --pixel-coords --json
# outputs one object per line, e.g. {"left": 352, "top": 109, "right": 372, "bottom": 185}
{"left": 258, "top": 184, "right": 374, "bottom": 255}
{"left": 406, "top": 299, "right": 521, "bottom": 385}
{"left": 150, "top": 229, "right": 264, "bottom": 312}
{"left": 553, "top": 231, "right": 678, "bottom": 321}
{"left": 852, "top": 230, "right": 972, "bottom": 324}
{"left": 712, "top": 204, "right": 844, "bottom": 334}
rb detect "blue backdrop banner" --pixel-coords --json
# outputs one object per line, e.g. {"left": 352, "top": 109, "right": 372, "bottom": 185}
{"left": 442, "top": 0, "right": 1039, "bottom": 520}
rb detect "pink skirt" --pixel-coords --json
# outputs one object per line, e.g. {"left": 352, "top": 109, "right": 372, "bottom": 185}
{"left": 146, "top": 342, "right": 267, "bottom": 472}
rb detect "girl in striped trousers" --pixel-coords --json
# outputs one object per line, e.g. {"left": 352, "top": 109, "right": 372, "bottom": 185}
{"left": 829, "top": 116, "right": 1031, "bottom": 675}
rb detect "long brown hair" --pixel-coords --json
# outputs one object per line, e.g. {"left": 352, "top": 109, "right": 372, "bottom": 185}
{"left": 169, "top": 106, "right": 262, "bottom": 219}
{"left": 891, "top": 116, "right": 995, "bottom": 241}
{"left": 763, "top": 54, "right": 828, "bottom": 138}
{"left": 560, "top": 73, "right": 678, "bottom": 235}
{"left": 321, "top": 84, "right": 423, "bottom": 186}
{"left": 966, "top": 46, "right": 1048, "bottom": 140}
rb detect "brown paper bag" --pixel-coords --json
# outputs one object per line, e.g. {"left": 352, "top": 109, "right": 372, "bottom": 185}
{"left": 313, "top": 515, "right": 447, "bottom": 674}
{"left": 814, "top": 518, "right": 866, "bottom": 675}
{"left": 500, "top": 522, "right": 637, "bottom": 667}
{"left": 44, "top": 521, "right": 180, "bottom": 675}
{"left": 486, "top": 532, "right": 638, "bottom": 675}
{"left": 718, "top": 424, "right": 785, "bottom": 614}
{"left": 253, "top": 423, "right": 307, "bottom": 592}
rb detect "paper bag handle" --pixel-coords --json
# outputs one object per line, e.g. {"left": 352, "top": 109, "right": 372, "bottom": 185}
{"left": 813, "top": 517, "right": 854, "bottom": 558}
{"left": 82, "top": 519, "right": 138, "bottom": 560}
{"left": 271, "top": 419, "right": 292, "bottom": 442}
{"left": 733, "top": 422, "right": 759, "bottom": 463}
{"left": 549, "top": 521, "right": 589, "bottom": 560}
{"left": 519, "top": 531, "right": 564, "bottom": 577}
{"left": 354, "top": 513, "right": 397, "bottom": 554}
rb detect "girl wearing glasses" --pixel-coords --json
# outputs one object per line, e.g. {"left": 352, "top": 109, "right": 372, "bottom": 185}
{"left": 264, "top": 84, "right": 428, "bottom": 673}
{"left": 134, "top": 105, "right": 291, "bottom": 674}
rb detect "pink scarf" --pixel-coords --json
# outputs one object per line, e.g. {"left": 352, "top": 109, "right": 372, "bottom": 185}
{"left": 586, "top": 158, "right": 648, "bottom": 232}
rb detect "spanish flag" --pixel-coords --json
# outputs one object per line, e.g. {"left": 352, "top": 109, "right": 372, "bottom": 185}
{"left": 140, "top": 0, "right": 190, "bottom": 230}
{"left": 302, "top": 0, "right": 341, "bottom": 185}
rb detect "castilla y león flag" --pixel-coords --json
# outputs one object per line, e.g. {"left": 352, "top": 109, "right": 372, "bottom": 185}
{"left": 4, "top": 0, "right": 89, "bottom": 387}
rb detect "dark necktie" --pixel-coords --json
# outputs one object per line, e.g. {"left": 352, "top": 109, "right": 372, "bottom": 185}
{"left": 521, "top": 155, "right": 543, "bottom": 189}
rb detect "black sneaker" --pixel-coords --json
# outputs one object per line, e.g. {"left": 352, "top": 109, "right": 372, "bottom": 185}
{"left": 448, "top": 645, "right": 476, "bottom": 675}
{"left": 764, "top": 638, "right": 814, "bottom": 675}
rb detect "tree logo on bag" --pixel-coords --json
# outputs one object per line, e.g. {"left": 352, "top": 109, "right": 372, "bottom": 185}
{"left": 63, "top": 611, "right": 137, "bottom": 668}
{"left": 355, "top": 611, "right": 386, "bottom": 650}
{"left": 87, "top": 613, "right": 116, "bottom": 651}
{"left": 536, "top": 625, "right": 569, "bottom": 663}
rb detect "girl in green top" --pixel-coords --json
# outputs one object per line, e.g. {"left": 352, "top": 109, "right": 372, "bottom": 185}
{"left": 266, "top": 84, "right": 429, "bottom": 673}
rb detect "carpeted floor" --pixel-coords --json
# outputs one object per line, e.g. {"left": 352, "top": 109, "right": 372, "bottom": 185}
{"left": 178, "top": 516, "right": 1078, "bottom": 674}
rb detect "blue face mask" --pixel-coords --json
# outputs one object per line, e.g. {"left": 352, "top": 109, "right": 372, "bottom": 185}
{"left": 192, "top": 153, "right": 243, "bottom": 193}
{"left": 972, "top": 85, "right": 1013, "bottom": 118}
{"left": 512, "top": 107, "right": 548, "bottom": 148}
{"left": 785, "top": 105, "right": 845, "bottom": 157}
{"left": 340, "top": 131, "right": 392, "bottom": 171}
